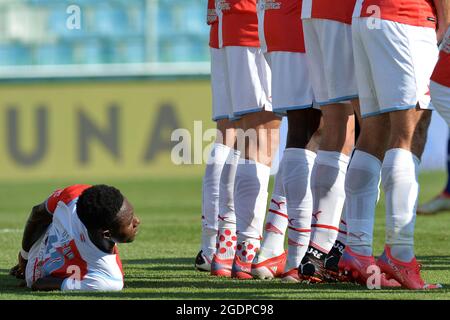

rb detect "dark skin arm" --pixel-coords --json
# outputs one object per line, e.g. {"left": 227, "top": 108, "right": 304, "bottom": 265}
{"left": 31, "top": 276, "right": 65, "bottom": 291}
{"left": 9, "top": 202, "right": 53, "bottom": 280}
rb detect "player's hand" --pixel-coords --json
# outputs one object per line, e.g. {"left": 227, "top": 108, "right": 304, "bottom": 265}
{"left": 9, "top": 252, "right": 28, "bottom": 280}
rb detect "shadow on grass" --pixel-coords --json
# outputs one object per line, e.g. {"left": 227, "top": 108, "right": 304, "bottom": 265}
{"left": 416, "top": 256, "right": 450, "bottom": 271}
{"left": 2, "top": 256, "right": 449, "bottom": 300}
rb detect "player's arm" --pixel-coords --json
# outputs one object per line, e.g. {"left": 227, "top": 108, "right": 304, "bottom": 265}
{"left": 22, "top": 202, "right": 53, "bottom": 252}
{"left": 434, "top": 0, "right": 450, "bottom": 43}
{"left": 9, "top": 202, "right": 53, "bottom": 279}
{"left": 31, "top": 276, "right": 64, "bottom": 291}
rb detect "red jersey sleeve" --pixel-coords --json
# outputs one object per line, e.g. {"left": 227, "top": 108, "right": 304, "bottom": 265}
{"left": 45, "top": 184, "right": 92, "bottom": 214}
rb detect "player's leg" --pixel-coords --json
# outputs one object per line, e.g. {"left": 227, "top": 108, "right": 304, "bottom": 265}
{"left": 376, "top": 107, "right": 442, "bottom": 289}
{"left": 251, "top": 167, "right": 288, "bottom": 279}
{"left": 197, "top": 47, "right": 237, "bottom": 271}
{"left": 326, "top": 107, "right": 363, "bottom": 275}
{"left": 381, "top": 108, "right": 431, "bottom": 261}
{"left": 337, "top": 17, "right": 400, "bottom": 287}
{"left": 232, "top": 110, "right": 281, "bottom": 279}
{"left": 418, "top": 81, "right": 450, "bottom": 215}
{"left": 209, "top": 120, "right": 241, "bottom": 277}
{"left": 298, "top": 18, "right": 357, "bottom": 283}
{"left": 200, "top": 47, "right": 239, "bottom": 273}
{"left": 281, "top": 108, "right": 322, "bottom": 282}
{"left": 299, "top": 103, "right": 354, "bottom": 281}
{"left": 251, "top": 51, "right": 321, "bottom": 281}
{"left": 345, "top": 18, "right": 440, "bottom": 289}
{"left": 376, "top": 22, "right": 441, "bottom": 289}
{"left": 217, "top": 46, "right": 281, "bottom": 279}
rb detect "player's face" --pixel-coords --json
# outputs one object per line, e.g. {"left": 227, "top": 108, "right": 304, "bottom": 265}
{"left": 111, "top": 198, "right": 140, "bottom": 243}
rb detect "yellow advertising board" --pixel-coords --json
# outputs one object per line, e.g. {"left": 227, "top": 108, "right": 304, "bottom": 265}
{"left": 0, "top": 79, "right": 215, "bottom": 181}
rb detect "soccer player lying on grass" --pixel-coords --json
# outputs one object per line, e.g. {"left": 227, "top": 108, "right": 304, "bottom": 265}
{"left": 9, "top": 184, "right": 140, "bottom": 291}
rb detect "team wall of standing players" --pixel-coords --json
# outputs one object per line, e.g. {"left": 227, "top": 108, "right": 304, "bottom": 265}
{"left": 196, "top": 0, "right": 449, "bottom": 290}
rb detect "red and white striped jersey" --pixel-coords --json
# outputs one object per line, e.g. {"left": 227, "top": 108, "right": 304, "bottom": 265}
{"left": 25, "top": 185, "right": 125, "bottom": 291}
{"left": 301, "top": 0, "right": 357, "bottom": 25}
{"left": 207, "top": 0, "right": 220, "bottom": 48}
{"left": 431, "top": 28, "right": 450, "bottom": 88}
{"left": 258, "top": 0, "right": 306, "bottom": 53}
{"left": 353, "top": 0, "right": 437, "bottom": 28}
{"left": 215, "top": 0, "right": 260, "bottom": 48}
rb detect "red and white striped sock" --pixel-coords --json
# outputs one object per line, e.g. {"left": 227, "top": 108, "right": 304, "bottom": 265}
{"left": 282, "top": 148, "right": 316, "bottom": 271}
{"left": 258, "top": 172, "right": 288, "bottom": 261}
{"left": 336, "top": 205, "right": 348, "bottom": 245}
{"left": 309, "top": 151, "right": 349, "bottom": 253}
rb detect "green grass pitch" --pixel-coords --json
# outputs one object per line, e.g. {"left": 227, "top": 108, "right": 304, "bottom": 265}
{"left": 0, "top": 172, "right": 449, "bottom": 300}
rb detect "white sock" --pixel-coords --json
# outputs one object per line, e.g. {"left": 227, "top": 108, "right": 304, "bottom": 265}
{"left": 345, "top": 150, "right": 382, "bottom": 256}
{"left": 382, "top": 148, "right": 418, "bottom": 262}
{"left": 282, "top": 148, "right": 316, "bottom": 271}
{"left": 258, "top": 171, "right": 288, "bottom": 260}
{"left": 216, "top": 148, "right": 240, "bottom": 260}
{"left": 235, "top": 159, "right": 271, "bottom": 263}
{"left": 310, "top": 150, "right": 350, "bottom": 253}
{"left": 201, "top": 143, "right": 231, "bottom": 259}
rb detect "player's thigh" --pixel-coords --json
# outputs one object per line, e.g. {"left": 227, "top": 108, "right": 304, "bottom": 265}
{"left": 216, "top": 118, "right": 236, "bottom": 147}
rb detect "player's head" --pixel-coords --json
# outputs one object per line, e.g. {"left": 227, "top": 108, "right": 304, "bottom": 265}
{"left": 76, "top": 185, "right": 140, "bottom": 243}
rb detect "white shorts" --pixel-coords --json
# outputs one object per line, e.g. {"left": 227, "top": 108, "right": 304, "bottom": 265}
{"left": 302, "top": 19, "right": 358, "bottom": 106}
{"left": 210, "top": 46, "right": 272, "bottom": 121}
{"left": 264, "top": 51, "right": 316, "bottom": 115}
{"left": 431, "top": 81, "right": 450, "bottom": 127}
{"left": 352, "top": 18, "right": 439, "bottom": 118}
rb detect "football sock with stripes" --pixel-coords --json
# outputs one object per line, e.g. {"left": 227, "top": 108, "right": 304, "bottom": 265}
{"left": 282, "top": 148, "right": 316, "bottom": 271}
{"left": 309, "top": 150, "right": 349, "bottom": 253}
{"left": 258, "top": 171, "right": 287, "bottom": 260}
{"left": 335, "top": 203, "right": 348, "bottom": 246}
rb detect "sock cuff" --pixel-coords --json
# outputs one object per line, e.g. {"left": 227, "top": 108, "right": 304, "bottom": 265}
{"left": 383, "top": 148, "right": 420, "bottom": 168}
{"left": 208, "top": 143, "right": 232, "bottom": 164}
{"left": 349, "top": 149, "right": 382, "bottom": 173}
{"left": 226, "top": 148, "right": 241, "bottom": 164}
{"left": 283, "top": 148, "right": 317, "bottom": 162}
{"left": 316, "top": 150, "right": 350, "bottom": 170}
{"left": 237, "top": 159, "right": 271, "bottom": 177}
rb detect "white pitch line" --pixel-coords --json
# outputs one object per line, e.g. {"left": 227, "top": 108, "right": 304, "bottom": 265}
{"left": 0, "top": 229, "right": 22, "bottom": 233}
